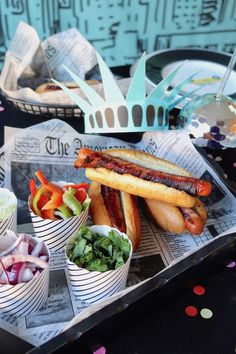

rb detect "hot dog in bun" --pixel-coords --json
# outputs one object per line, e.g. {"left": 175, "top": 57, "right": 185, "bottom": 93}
{"left": 35, "top": 80, "right": 99, "bottom": 94}
{"left": 74, "top": 148, "right": 212, "bottom": 209}
{"left": 143, "top": 197, "right": 207, "bottom": 235}
{"left": 88, "top": 181, "right": 141, "bottom": 251}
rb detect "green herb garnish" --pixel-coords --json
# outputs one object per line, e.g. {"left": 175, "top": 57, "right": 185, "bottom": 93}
{"left": 67, "top": 226, "right": 131, "bottom": 272}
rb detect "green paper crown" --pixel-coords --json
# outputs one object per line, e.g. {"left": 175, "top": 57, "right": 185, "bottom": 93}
{"left": 53, "top": 52, "right": 198, "bottom": 133}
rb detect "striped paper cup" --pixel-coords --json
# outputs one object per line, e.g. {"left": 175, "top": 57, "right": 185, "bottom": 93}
{"left": 0, "top": 235, "right": 50, "bottom": 317}
{"left": 29, "top": 192, "right": 89, "bottom": 253}
{"left": 0, "top": 188, "right": 17, "bottom": 236}
{"left": 0, "top": 208, "right": 17, "bottom": 236}
{"left": 66, "top": 225, "right": 132, "bottom": 304}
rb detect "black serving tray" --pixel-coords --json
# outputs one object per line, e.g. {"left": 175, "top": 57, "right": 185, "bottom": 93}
{"left": 1, "top": 63, "right": 236, "bottom": 353}
{"left": 26, "top": 232, "right": 236, "bottom": 354}
{"left": 25, "top": 144, "right": 236, "bottom": 354}
{"left": 0, "top": 141, "right": 235, "bottom": 354}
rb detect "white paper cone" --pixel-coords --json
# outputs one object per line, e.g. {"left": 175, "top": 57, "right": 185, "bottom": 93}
{"left": 30, "top": 207, "right": 89, "bottom": 252}
{"left": 0, "top": 207, "right": 17, "bottom": 236}
{"left": 0, "top": 237, "right": 50, "bottom": 317}
{"left": 66, "top": 225, "right": 132, "bottom": 304}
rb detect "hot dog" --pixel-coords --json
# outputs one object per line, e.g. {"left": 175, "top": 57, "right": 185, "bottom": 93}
{"left": 35, "top": 80, "right": 99, "bottom": 94}
{"left": 143, "top": 198, "right": 207, "bottom": 235}
{"left": 88, "top": 181, "right": 141, "bottom": 251}
{"left": 75, "top": 148, "right": 212, "bottom": 208}
{"left": 143, "top": 198, "right": 186, "bottom": 234}
{"left": 106, "top": 148, "right": 208, "bottom": 235}
{"left": 179, "top": 206, "right": 204, "bottom": 235}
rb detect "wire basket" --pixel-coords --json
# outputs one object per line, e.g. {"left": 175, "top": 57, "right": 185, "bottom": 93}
{"left": 6, "top": 97, "right": 83, "bottom": 119}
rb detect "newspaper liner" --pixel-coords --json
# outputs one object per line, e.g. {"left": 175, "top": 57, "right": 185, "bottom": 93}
{"left": 66, "top": 225, "right": 132, "bottom": 304}
{"left": 0, "top": 120, "right": 235, "bottom": 347}
{"left": 0, "top": 234, "right": 50, "bottom": 317}
{"left": 28, "top": 184, "right": 90, "bottom": 252}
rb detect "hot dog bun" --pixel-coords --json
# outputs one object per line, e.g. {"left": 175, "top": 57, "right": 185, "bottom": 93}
{"left": 86, "top": 167, "right": 195, "bottom": 208}
{"left": 144, "top": 197, "right": 207, "bottom": 235}
{"left": 88, "top": 181, "right": 113, "bottom": 227}
{"left": 120, "top": 190, "right": 141, "bottom": 251}
{"left": 35, "top": 80, "right": 99, "bottom": 94}
{"left": 105, "top": 148, "right": 192, "bottom": 177}
{"left": 143, "top": 198, "right": 186, "bottom": 234}
{"left": 75, "top": 148, "right": 212, "bottom": 208}
{"left": 88, "top": 181, "right": 141, "bottom": 251}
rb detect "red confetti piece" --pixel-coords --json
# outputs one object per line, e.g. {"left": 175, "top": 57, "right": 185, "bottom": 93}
{"left": 185, "top": 305, "right": 198, "bottom": 317}
{"left": 193, "top": 285, "right": 205, "bottom": 296}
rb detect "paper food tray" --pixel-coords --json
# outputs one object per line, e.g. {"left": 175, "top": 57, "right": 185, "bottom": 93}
{"left": 24, "top": 231, "right": 236, "bottom": 354}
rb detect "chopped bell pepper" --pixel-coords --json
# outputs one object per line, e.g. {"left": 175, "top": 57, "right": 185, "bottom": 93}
{"left": 37, "top": 192, "right": 51, "bottom": 210}
{"left": 74, "top": 188, "right": 87, "bottom": 204}
{"left": 63, "top": 189, "right": 82, "bottom": 216}
{"left": 57, "top": 204, "right": 74, "bottom": 219}
{"left": 64, "top": 183, "right": 89, "bottom": 190}
{"left": 35, "top": 170, "right": 48, "bottom": 185}
{"left": 42, "top": 182, "right": 64, "bottom": 210}
{"left": 32, "top": 186, "right": 49, "bottom": 217}
{"left": 41, "top": 209, "right": 57, "bottom": 221}
{"left": 30, "top": 170, "right": 89, "bottom": 220}
{"left": 29, "top": 179, "right": 37, "bottom": 197}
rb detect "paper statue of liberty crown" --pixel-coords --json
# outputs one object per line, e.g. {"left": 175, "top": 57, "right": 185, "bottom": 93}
{"left": 53, "top": 52, "right": 198, "bottom": 133}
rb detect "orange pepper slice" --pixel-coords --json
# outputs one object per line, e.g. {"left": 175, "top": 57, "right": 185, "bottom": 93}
{"left": 42, "top": 182, "right": 64, "bottom": 210}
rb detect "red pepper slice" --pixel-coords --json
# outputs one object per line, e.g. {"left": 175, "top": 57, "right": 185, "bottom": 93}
{"left": 35, "top": 170, "right": 48, "bottom": 185}
{"left": 41, "top": 209, "right": 57, "bottom": 221}
{"left": 42, "top": 182, "right": 64, "bottom": 210}
{"left": 37, "top": 193, "right": 51, "bottom": 210}
{"left": 29, "top": 179, "right": 37, "bottom": 197}
{"left": 64, "top": 183, "right": 89, "bottom": 190}
{"left": 74, "top": 188, "right": 87, "bottom": 204}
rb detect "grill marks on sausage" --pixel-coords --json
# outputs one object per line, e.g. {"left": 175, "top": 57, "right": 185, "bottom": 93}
{"left": 101, "top": 185, "right": 126, "bottom": 232}
{"left": 76, "top": 149, "right": 212, "bottom": 197}
{"left": 180, "top": 207, "right": 204, "bottom": 235}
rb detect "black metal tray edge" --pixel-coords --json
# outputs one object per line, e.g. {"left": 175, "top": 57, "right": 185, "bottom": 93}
{"left": 194, "top": 144, "right": 236, "bottom": 195}
{"left": 25, "top": 141, "right": 236, "bottom": 353}
{"left": 27, "top": 231, "right": 236, "bottom": 354}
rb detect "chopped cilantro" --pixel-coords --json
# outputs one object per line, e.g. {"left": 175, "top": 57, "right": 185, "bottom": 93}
{"left": 67, "top": 226, "right": 131, "bottom": 272}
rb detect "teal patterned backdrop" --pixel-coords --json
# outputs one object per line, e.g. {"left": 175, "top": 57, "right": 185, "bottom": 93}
{"left": 0, "top": 0, "right": 235, "bottom": 69}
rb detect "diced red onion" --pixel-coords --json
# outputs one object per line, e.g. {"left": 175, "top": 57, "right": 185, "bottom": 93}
{"left": 0, "top": 230, "right": 17, "bottom": 253}
{"left": 2, "top": 255, "right": 48, "bottom": 270}
{"left": 0, "top": 268, "right": 9, "bottom": 284}
{"left": 19, "top": 267, "right": 34, "bottom": 283}
{"left": 17, "top": 240, "right": 29, "bottom": 256}
{"left": 39, "top": 255, "right": 48, "bottom": 262}
{"left": 0, "top": 231, "right": 49, "bottom": 285}
{"left": 31, "top": 241, "right": 44, "bottom": 257}
{"left": 8, "top": 262, "right": 24, "bottom": 285}
{"left": 0, "top": 234, "right": 23, "bottom": 257}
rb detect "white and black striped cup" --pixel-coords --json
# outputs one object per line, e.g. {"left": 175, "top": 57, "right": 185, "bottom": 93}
{"left": 66, "top": 225, "right": 132, "bottom": 304}
{"left": 29, "top": 192, "right": 89, "bottom": 253}
{"left": 0, "top": 207, "right": 17, "bottom": 236}
{"left": 0, "top": 188, "right": 17, "bottom": 236}
{"left": 0, "top": 236, "right": 50, "bottom": 317}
